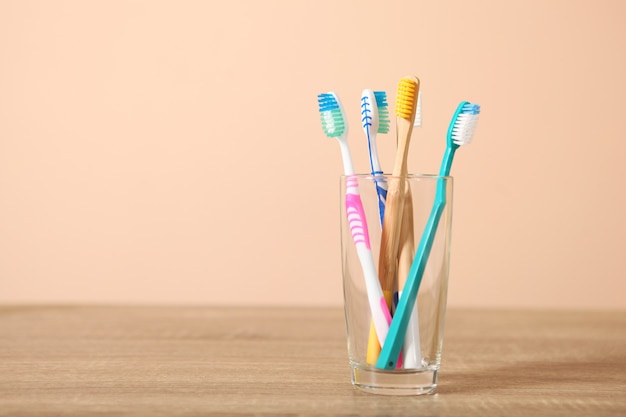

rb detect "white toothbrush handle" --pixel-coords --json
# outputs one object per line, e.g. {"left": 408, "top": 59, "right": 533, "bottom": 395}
{"left": 399, "top": 290, "right": 422, "bottom": 368}
{"left": 338, "top": 138, "right": 355, "bottom": 176}
{"left": 354, "top": 245, "right": 390, "bottom": 347}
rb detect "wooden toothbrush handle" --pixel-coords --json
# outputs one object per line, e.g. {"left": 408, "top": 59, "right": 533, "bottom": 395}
{"left": 377, "top": 115, "right": 415, "bottom": 293}
{"left": 398, "top": 182, "right": 415, "bottom": 290}
{"left": 377, "top": 175, "right": 405, "bottom": 293}
{"left": 377, "top": 75, "right": 419, "bottom": 294}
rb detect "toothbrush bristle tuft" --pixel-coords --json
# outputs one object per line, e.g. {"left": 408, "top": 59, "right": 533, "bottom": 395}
{"left": 374, "top": 91, "right": 390, "bottom": 134}
{"left": 413, "top": 92, "right": 422, "bottom": 127}
{"left": 318, "top": 93, "right": 346, "bottom": 138}
{"left": 395, "top": 78, "right": 418, "bottom": 120}
{"left": 317, "top": 93, "right": 339, "bottom": 112}
{"left": 451, "top": 103, "right": 481, "bottom": 146}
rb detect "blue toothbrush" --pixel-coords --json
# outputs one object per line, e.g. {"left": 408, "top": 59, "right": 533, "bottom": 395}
{"left": 360, "top": 89, "right": 390, "bottom": 225}
{"left": 376, "top": 101, "right": 481, "bottom": 370}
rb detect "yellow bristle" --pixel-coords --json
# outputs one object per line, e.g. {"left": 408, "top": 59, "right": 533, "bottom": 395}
{"left": 395, "top": 78, "right": 418, "bottom": 119}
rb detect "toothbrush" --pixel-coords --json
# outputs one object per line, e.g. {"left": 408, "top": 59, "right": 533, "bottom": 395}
{"left": 368, "top": 77, "right": 419, "bottom": 366}
{"left": 377, "top": 76, "right": 420, "bottom": 306}
{"left": 377, "top": 101, "right": 481, "bottom": 370}
{"left": 360, "top": 89, "right": 390, "bottom": 225}
{"left": 317, "top": 92, "right": 391, "bottom": 350}
{"left": 361, "top": 90, "right": 393, "bottom": 364}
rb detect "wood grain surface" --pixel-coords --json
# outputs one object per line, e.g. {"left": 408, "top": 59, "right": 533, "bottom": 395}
{"left": 0, "top": 306, "right": 624, "bottom": 416}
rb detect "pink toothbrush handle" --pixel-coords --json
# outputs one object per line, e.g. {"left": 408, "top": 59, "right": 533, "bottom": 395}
{"left": 345, "top": 192, "right": 371, "bottom": 250}
{"left": 345, "top": 177, "right": 390, "bottom": 349}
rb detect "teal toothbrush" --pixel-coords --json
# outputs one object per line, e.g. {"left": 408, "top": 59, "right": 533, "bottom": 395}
{"left": 376, "top": 101, "right": 481, "bottom": 369}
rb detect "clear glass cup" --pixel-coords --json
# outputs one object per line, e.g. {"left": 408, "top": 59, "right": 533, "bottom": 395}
{"left": 340, "top": 174, "right": 453, "bottom": 395}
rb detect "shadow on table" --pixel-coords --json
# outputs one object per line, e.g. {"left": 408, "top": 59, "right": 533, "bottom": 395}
{"left": 437, "top": 356, "right": 625, "bottom": 395}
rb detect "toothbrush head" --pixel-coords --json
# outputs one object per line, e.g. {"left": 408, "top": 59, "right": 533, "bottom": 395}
{"left": 360, "top": 89, "right": 379, "bottom": 136}
{"left": 318, "top": 92, "right": 347, "bottom": 138}
{"left": 447, "top": 101, "right": 481, "bottom": 148}
{"left": 395, "top": 76, "right": 420, "bottom": 122}
{"left": 374, "top": 91, "right": 390, "bottom": 134}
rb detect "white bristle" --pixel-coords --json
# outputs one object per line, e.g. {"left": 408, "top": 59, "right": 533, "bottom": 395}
{"left": 413, "top": 92, "right": 422, "bottom": 127}
{"left": 451, "top": 113, "right": 479, "bottom": 146}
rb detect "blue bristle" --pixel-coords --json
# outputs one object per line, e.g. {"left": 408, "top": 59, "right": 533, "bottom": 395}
{"left": 374, "top": 91, "right": 390, "bottom": 134}
{"left": 462, "top": 103, "right": 481, "bottom": 115}
{"left": 374, "top": 91, "right": 388, "bottom": 108}
{"left": 317, "top": 92, "right": 346, "bottom": 137}
{"left": 317, "top": 93, "right": 339, "bottom": 112}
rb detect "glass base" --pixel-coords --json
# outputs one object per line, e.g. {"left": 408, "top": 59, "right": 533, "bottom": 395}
{"left": 351, "top": 365, "right": 438, "bottom": 396}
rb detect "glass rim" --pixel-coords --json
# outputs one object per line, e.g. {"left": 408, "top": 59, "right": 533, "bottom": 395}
{"left": 340, "top": 173, "right": 452, "bottom": 181}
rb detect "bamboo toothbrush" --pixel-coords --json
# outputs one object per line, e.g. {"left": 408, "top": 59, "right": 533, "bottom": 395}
{"left": 367, "top": 77, "right": 419, "bottom": 365}
{"left": 317, "top": 92, "right": 391, "bottom": 350}
{"left": 377, "top": 101, "right": 481, "bottom": 370}
{"left": 377, "top": 76, "right": 420, "bottom": 304}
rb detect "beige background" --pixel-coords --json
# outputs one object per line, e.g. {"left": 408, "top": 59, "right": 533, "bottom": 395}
{"left": 1, "top": 0, "right": 624, "bottom": 309}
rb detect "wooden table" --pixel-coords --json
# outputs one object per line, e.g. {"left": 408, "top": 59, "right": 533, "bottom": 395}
{"left": 0, "top": 306, "right": 624, "bottom": 416}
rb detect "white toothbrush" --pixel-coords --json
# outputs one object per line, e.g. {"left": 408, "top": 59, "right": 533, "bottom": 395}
{"left": 318, "top": 92, "right": 391, "bottom": 349}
